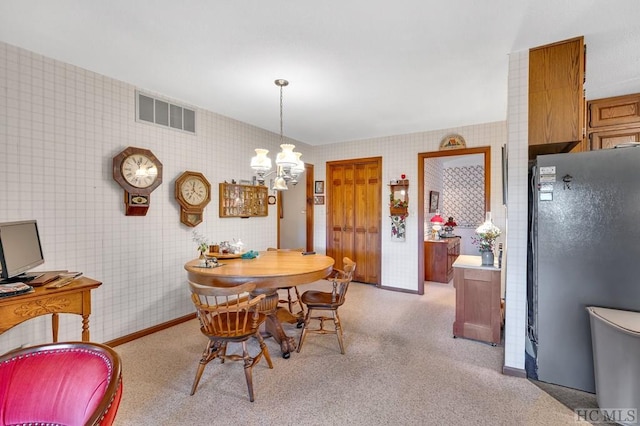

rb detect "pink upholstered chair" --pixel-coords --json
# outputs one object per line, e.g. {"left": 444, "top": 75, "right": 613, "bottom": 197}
{"left": 0, "top": 341, "right": 123, "bottom": 426}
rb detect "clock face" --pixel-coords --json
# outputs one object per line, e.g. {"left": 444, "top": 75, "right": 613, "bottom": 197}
{"left": 121, "top": 154, "right": 159, "bottom": 188}
{"left": 180, "top": 177, "right": 209, "bottom": 206}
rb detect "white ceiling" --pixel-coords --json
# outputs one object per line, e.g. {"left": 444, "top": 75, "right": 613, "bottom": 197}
{"left": 1, "top": 1, "right": 639, "bottom": 145}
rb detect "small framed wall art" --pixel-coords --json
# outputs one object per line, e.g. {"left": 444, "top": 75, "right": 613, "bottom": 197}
{"left": 429, "top": 191, "right": 440, "bottom": 213}
{"left": 314, "top": 195, "right": 325, "bottom": 205}
{"left": 314, "top": 180, "right": 324, "bottom": 194}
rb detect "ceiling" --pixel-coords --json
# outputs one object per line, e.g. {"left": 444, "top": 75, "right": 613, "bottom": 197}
{"left": 1, "top": 1, "right": 639, "bottom": 145}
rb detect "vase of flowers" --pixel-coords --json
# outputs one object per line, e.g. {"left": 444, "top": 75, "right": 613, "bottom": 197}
{"left": 472, "top": 218, "right": 501, "bottom": 266}
{"left": 192, "top": 230, "right": 209, "bottom": 259}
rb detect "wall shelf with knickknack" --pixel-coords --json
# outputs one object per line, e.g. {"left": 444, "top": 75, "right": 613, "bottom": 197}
{"left": 389, "top": 179, "right": 409, "bottom": 217}
{"left": 219, "top": 183, "right": 268, "bottom": 218}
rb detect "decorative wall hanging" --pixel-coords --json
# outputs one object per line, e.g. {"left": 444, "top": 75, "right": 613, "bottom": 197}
{"left": 389, "top": 178, "right": 409, "bottom": 242}
{"left": 439, "top": 133, "right": 466, "bottom": 150}
{"left": 428, "top": 190, "right": 439, "bottom": 213}
{"left": 390, "top": 215, "right": 406, "bottom": 242}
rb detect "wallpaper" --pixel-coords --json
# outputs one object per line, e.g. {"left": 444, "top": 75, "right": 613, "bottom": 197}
{"left": 442, "top": 165, "right": 485, "bottom": 227}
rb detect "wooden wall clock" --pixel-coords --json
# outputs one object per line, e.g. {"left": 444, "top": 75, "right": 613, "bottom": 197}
{"left": 175, "top": 171, "right": 211, "bottom": 227}
{"left": 112, "top": 146, "right": 163, "bottom": 216}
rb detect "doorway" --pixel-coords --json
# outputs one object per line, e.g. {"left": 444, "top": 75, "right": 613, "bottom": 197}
{"left": 417, "top": 147, "right": 491, "bottom": 294}
{"left": 277, "top": 163, "right": 314, "bottom": 252}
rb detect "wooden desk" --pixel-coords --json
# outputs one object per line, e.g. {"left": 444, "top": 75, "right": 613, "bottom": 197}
{"left": 0, "top": 277, "right": 102, "bottom": 342}
{"left": 185, "top": 251, "right": 334, "bottom": 358}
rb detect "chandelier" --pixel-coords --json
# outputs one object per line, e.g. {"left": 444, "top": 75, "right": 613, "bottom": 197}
{"left": 250, "top": 79, "right": 304, "bottom": 191}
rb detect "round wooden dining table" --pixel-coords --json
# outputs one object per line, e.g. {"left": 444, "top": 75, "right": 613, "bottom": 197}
{"left": 185, "top": 250, "right": 334, "bottom": 358}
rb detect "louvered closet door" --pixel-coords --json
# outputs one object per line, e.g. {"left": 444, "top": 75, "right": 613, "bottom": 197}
{"left": 327, "top": 158, "right": 381, "bottom": 284}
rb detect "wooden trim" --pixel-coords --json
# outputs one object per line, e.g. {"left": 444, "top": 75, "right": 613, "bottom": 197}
{"left": 306, "top": 163, "right": 314, "bottom": 252}
{"left": 325, "top": 156, "right": 382, "bottom": 167}
{"left": 502, "top": 365, "right": 527, "bottom": 378}
{"left": 105, "top": 313, "right": 196, "bottom": 347}
{"left": 529, "top": 35, "right": 584, "bottom": 52}
{"left": 378, "top": 285, "right": 420, "bottom": 295}
{"left": 418, "top": 146, "right": 491, "bottom": 296}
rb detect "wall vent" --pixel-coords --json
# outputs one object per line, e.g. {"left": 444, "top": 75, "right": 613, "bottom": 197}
{"left": 136, "top": 91, "right": 196, "bottom": 133}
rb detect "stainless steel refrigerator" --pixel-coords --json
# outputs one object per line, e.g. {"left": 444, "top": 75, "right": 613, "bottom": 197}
{"left": 526, "top": 145, "right": 640, "bottom": 393}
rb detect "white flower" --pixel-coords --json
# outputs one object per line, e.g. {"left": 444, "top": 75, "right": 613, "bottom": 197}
{"left": 475, "top": 221, "right": 501, "bottom": 237}
{"left": 474, "top": 221, "right": 501, "bottom": 252}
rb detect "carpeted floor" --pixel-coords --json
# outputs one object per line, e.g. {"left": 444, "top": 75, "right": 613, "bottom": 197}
{"left": 112, "top": 281, "right": 593, "bottom": 425}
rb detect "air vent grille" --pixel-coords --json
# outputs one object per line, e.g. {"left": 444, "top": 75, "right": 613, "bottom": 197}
{"left": 136, "top": 91, "right": 196, "bottom": 133}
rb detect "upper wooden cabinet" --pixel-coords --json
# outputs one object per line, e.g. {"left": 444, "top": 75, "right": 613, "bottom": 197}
{"left": 588, "top": 93, "right": 640, "bottom": 150}
{"left": 529, "top": 36, "right": 586, "bottom": 158}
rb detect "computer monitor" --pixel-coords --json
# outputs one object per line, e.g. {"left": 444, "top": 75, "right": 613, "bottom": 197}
{"left": 0, "top": 220, "right": 45, "bottom": 282}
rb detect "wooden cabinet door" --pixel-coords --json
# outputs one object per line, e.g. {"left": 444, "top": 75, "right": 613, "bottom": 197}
{"left": 588, "top": 93, "right": 640, "bottom": 130}
{"left": 529, "top": 36, "right": 585, "bottom": 155}
{"left": 587, "top": 93, "right": 640, "bottom": 150}
{"left": 446, "top": 238, "right": 460, "bottom": 281}
{"left": 453, "top": 266, "right": 501, "bottom": 345}
{"left": 327, "top": 158, "right": 381, "bottom": 284}
{"left": 590, "top": 128, "right": 640, "bottom": 150}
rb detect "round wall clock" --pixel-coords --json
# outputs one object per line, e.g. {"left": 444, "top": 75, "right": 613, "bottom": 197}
{"left": 175, "top": 171, "right": 211, "bottom": 227}
{"left": 113, "top": 146, "right": 163, "bottom": 216}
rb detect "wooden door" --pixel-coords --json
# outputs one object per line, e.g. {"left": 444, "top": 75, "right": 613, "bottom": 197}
{"left": 328, "top": 163, "right": 355, "bottom": 270}
{"left": 327, "top": 158, "right": 381, "bottom": 284}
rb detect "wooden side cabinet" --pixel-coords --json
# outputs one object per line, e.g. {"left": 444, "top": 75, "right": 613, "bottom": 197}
{"left": 424, "top": 237, "right": 460, "bottom": 283}
{"left": 528, "top": 36, "right": 585, "bottom": 158}
{"left": 452, "top": 255, "right": 501, "bottom": 345}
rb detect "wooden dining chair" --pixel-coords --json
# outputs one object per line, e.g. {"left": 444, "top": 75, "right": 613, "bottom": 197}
{"left": 267, "top": 247, "right": 305, "bottom": 325}
{"left": 297, "top": 257, "right": 356, "bottom": 354}
{"left": 188, "top": 281, "right": 273, "bottom": 402}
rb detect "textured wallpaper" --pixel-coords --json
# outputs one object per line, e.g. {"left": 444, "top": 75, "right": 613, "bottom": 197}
{"left": 442, "top": 165, "right": 485, "bottom": 227}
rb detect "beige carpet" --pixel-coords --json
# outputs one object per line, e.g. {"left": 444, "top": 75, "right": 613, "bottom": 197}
{"left": 112, "top": 281, "right": 589, "bottom": 425}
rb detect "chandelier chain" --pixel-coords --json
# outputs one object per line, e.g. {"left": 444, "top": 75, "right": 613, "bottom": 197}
{"left": 279, "top": 83, "right": 284, "bottom": 141}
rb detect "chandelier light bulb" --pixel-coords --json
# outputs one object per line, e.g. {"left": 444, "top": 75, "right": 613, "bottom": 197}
{"left": 276, "top": 144, "right": 298, "bottom": 168}
{"left": 291, "top": 152, "right": 305, "bottom": 175}
{"left": 273, "top": 176, "right": 289, "bottom": 191}
{"left": 250, "top": 148, "right": 272, "bottom": 172}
